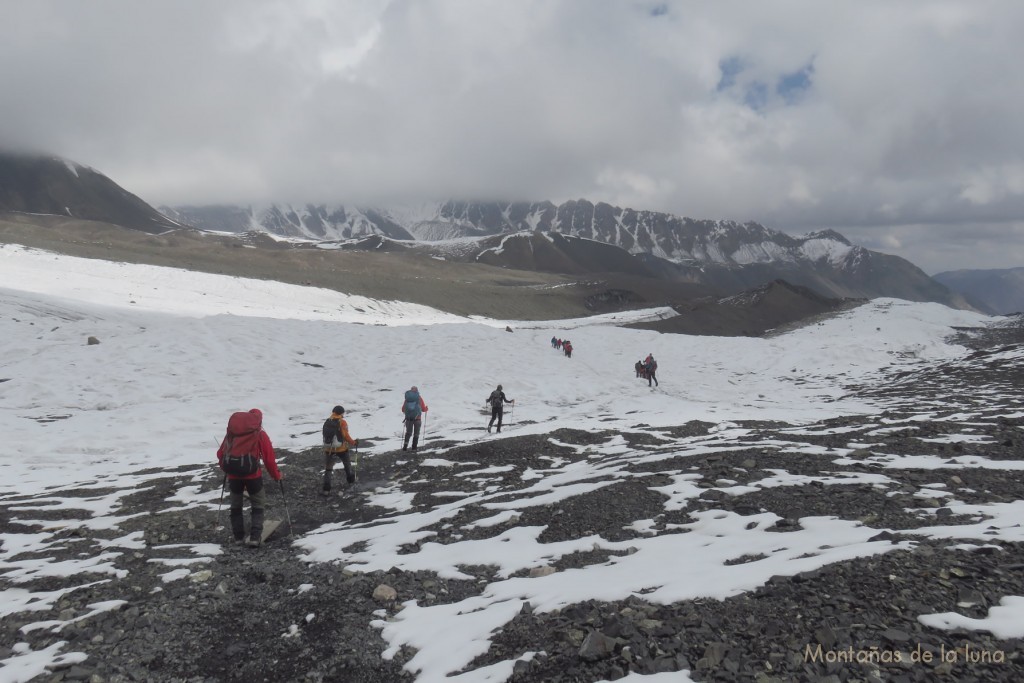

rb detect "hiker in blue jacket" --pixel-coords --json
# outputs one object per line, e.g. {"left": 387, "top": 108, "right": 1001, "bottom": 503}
{"left": 486, "top": 384, "right": 514, "bottom": 433}
{"left": 402, "top": 386, "right": 429, "bottom": 451}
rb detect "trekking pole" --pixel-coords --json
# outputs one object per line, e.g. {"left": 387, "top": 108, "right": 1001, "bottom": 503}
{"left": 217, "top": 473, "right": 227, "bottom": 529}
{"left": 278, "top": 479, "right": 293, "bottom": 538}
{"left": 212, "top": 438, "right": 226, "bottom": 529}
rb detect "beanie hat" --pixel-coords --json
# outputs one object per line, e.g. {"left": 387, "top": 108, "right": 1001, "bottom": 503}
{"left": 333, "top": 405, "right": 344, "bottom": 415}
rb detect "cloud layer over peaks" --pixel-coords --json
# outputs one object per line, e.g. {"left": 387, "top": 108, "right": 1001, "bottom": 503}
{"left": 2, "top": 0, "right": 1023, "bottom": 271}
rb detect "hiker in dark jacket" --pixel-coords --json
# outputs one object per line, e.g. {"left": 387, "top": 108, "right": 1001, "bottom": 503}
{"left": 635, "top": 360, "right": 644, "bottom": 378}
{"left": 644, "top": 353, "right": 659, "bottom": 387}
{"left": 322, "top": 405, "right": 358, "bottom": 493}
{"left": 486, "top": 384, "right": 514, "bottom": 433}
{"left": 402, "top": 386, "right": 429, "bottom": 451}
{"left": 217, "top": 408, "right": 282, "bottom": 547}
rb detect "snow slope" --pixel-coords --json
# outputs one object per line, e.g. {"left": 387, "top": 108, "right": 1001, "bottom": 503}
{"left": 0, "top": 242, "right": 1009, "bottom": 682}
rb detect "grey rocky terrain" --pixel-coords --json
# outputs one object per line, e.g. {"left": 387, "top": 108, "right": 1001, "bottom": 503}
{"left": 2, "top": 318, "right": 1024, "bottom": 683}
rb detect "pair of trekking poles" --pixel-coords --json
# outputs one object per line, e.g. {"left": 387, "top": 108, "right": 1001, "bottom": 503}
{"left": 215, "top": 438, "right": 293, "bottom": 539}
{"left": 487, "top": 401, "right": 515, "bottom": 421}
{"left": 398, "top": 413, "right": 427, "bottom": 441}
{"left": 216, "top": 474, "right": 293, "bottom": 538}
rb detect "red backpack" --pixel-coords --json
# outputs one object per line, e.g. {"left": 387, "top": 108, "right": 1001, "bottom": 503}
{"left": 221, "top": 411, "right": 263, "bottom": 476}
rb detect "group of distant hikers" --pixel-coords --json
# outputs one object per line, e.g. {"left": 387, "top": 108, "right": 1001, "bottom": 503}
{"left": 635, "top": 353, "right": 658, "bottom": 387}
{"left": 550, "top": 336, "right": 573, "bottom": 358}
{"left": 216, "top": 383, "right": 514, "bottom": 546}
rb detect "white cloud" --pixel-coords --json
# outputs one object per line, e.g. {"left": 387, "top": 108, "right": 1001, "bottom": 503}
{"left": 1, "top": 0, "right": 1023, "bottom": 269}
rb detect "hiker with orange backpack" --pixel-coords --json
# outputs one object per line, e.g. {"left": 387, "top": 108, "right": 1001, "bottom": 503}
{"left": 322, "top": 405, "right": 358, "bottom": 493}
{"left": 216, "top": 409, "right": 282, "bottom": 547}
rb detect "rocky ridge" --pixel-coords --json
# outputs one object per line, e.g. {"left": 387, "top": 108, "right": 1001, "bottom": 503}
{"left": 165, "top": 199, "right": 966, "bottom": 307}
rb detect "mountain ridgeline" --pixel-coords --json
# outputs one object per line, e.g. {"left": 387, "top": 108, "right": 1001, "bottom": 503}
{"left": 163, "top": 200, "right": 969, "bottom": 307}
{"left": 0, "top": 151, "right": 971, "bottom": 310}
{"left": 933, "top": 267, "right": 1024, "bottom": 315}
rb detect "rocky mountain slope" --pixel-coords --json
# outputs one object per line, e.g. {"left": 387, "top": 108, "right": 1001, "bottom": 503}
{"left": 0, "top": 152, "right": 179, "bottom": 234}
{"left": 626, "top": 279, "right": 863, "bottom": 337}
{"left": 934, "top": 267, "right": 1024, "bottom": 315}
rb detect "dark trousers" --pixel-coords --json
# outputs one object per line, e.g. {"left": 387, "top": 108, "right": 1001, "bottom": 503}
{"left": 323, "top": 450, "right": 354, "bottom": 490}
{"left": 228, "top": 477, "right": 265, "bottom": 541}
{"left": 404, "top": 418, "right": 421, "bottom": 449}
{"left": 488, "top": 406, "right": 504, "bottom": 432}
{"left": 648, "top": 369, "right": 658, "bottom": 387}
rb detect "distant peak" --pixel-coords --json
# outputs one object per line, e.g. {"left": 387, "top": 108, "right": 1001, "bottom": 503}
{"left": 798, "top": 229, "right": 851, "bottom": 245}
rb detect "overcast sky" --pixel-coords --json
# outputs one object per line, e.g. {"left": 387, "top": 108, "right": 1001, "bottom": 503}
{"left": 2, "top": 0, "right": 1023, "bottom": 273}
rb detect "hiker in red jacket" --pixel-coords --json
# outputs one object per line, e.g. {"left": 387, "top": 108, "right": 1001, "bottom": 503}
{"left": 217, "top": 409, "right": 282, "bottom": 547}
{"left": 644, "top": 353, "right": 659, "bottom": 387}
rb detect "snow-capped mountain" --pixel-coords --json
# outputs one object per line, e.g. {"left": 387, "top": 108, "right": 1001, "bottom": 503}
{"left": 163, "top": 200, "right": 860, "bottom": 268}
{"left": 160, "top": 203, "right": 416, "bottom": 240}
{"left": 0, "top": 151, "right": 968, "bottom": 307}
{"left": 166, "top": 200, "right": 965, "bottom": 306}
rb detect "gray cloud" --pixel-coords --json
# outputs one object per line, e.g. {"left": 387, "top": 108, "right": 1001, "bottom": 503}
{"left": 2, "top": 0, "right": 1023, "bottom": 271}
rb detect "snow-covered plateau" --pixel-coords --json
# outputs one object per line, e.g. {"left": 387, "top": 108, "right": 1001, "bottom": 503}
{"left": 1, "top": 242, "right": 1023, "bottom": 682}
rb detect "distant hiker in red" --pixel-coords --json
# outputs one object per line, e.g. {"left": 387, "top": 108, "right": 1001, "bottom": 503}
{"left": 402, "top": 386, "right": 428, "bottom": 451}
{"left": 322, "top": 405, "right": 358, "bottom": 493}
{"left": 563, "top": 341, "right": 573, "bottom": 358}
{"left": 486, "top": 384, "right": 514, "bottom": 433}
{"left": 217, "top": 409, "right": 282, "bottom": 547}
{"left": 644, "top": 353, "right": 659, "bottom": 387}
